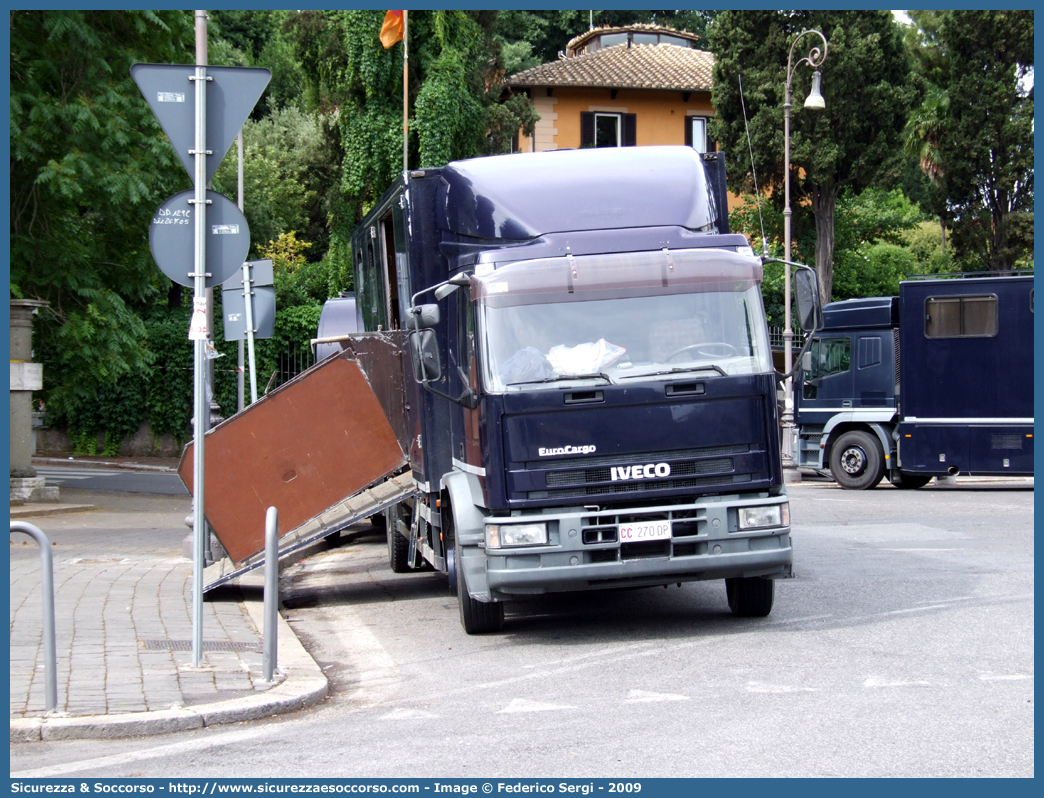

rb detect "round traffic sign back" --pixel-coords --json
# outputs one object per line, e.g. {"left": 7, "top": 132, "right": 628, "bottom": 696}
{"left": 149, "top": 190, "right": 250, "bottom": 288}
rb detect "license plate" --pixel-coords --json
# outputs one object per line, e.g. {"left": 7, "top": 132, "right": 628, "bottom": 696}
{"left": 618, "top": 519, "right": 672, "bottom": 542}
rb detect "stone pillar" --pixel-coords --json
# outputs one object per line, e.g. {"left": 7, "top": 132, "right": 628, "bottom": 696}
{"left": 11, "top": 299, "right": 57, "bottom": 503}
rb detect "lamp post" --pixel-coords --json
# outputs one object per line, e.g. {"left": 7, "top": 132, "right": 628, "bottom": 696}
{"left": 782, "top": 29, "right": 827, "bottom": 467}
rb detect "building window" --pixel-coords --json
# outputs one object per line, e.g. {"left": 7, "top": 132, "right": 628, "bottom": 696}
{"left": 925, "top": 294, "right": 998, "bottom": 338}
{"left": 596, "top": 113, "right": 620, "bottom": 147}
{"left": 685, "top": 116, "right": 714, "bottom": 153}
{"left": 581, "top": 112, "right": 637, "bottom": 147}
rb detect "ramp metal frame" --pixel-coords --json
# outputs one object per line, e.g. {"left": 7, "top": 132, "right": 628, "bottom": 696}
{"left": 203, "top": 471, "right": 418, "bottom": 592}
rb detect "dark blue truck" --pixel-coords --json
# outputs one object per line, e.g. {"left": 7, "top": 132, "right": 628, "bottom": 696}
{"left": 794, "top": 274, "right": 1034, "bottom": 489}
{"left": 351, "top": 146, "right": 822, "bottom": 633}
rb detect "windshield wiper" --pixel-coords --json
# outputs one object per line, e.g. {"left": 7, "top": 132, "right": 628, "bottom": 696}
{"left": 510, "top": 372, "right": 614, "bottom": 387}
{"left": 619, "top": 364, "right": 726, "bottom": 380}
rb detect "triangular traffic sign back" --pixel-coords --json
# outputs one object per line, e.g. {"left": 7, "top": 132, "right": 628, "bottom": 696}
{"left": 131, "top": 63, "right": 271, "bottom": 185}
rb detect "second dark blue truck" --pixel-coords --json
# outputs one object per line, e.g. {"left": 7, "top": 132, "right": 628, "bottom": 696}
{"left": 794, "top": 274, "right": 1034, "bottom": 489}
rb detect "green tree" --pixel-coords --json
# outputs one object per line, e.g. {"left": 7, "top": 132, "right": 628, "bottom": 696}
{"left": 730, "top": 187, "right": 924, "bottom": 322}
{"left": 210, "top": 107, "right": 344, "bottom": 260}
{"left": 10, "top": 10, "right": 195, "bottom": 433}
{"left": 902, "top": 83, "right": 949, "bottom": 249}
{"left": 209, "top": 10, "right": 306, "bottom": 113}
{"left": 708, "top": 10, "right": 915, "bottom": 303}
{"left": 288, "top": 10, "right": 538, "bottom": 227}
{"left": 940, "top": 11, "right": 1033, "bottom": 272}
{"left": 831, "top": 188, "right": 925, "bottom": 300}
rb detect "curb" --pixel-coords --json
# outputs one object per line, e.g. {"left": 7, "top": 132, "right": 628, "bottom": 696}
{"left": 32, "top": 457, "right": 178, "bottom": 473}
{"left": 9, "top": 503, "right": 96, "bottom": 519}
{"left": 10, "top": 599, "right": 327, "bottom": 742}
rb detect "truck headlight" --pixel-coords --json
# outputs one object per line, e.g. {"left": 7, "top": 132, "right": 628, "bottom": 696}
{"left": 737, "top": 503, "right": 789, "bottom": 531}
{"left": 486, "top": 522, "right": 548, "bottom": 549}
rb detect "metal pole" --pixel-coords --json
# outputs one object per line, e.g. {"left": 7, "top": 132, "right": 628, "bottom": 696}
{"left": 782, "top": 78, "right": 794, "bottom": 466}
{"left": 191, "top": 9, "right": 209, "bottom": 668}
{"left": 402, "top": 10, "right": 408, "bottom": 173}
{"left": 243, "top": 262, "right": 258, "bottom": 403}
{"left": 263, "top": 506, "right": 279, "bottom": 682}
{"left": 11, "top": 522, "right": 58, "bottom": 713}
{"left": 780, "top": 29, "right": 827, "bottom": 468}
{"left": 237, "top": 131, "right": 245, "bottom": 414}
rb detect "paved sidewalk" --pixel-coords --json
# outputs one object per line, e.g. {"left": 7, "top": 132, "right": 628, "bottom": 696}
{"left": 10, "top": 481, "right": 327, "bottom": 742}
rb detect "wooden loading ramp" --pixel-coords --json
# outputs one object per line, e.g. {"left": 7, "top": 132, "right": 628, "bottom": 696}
{"left": 177, "top": 334, "right": 415, "bottom": 593}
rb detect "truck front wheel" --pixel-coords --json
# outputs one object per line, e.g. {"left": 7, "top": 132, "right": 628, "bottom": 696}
{"left": 726, "top": 577, "right": 774, "bottom": 617}
{"left": 449, "top": 515, "right": 504, "bottom": 634}
{"left": 829, "top": 430, "right": 885, "bottom": 490}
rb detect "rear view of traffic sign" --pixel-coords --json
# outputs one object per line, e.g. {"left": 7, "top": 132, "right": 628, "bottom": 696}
{"left": 131, "top": 63, "right": 271, "bottom": 184}
{"left": 240, "top": 258, "right": 274, "bottom": 287}
{"left": 150, "top": 190, "right": 250, "bottom": 288}
{"left": 222, "top": 286, "right": 276, "bottom": 341}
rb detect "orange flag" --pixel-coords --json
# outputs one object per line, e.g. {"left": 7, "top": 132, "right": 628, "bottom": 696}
{"left": 380, "top": 10, "right": 404, "bottom": 48}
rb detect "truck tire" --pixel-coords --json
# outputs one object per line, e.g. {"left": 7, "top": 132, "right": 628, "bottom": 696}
{"left": 446, "top": 543, "right": 458, "bottom": 597}
{"left": 829, "top": 430, "right": 885, "bottom": 490}
{"left": 387, "top": 508, "right": 412, "bottom": 573}
{"left": 890, "top": 473, "right": 932, "bottom": 490}
{"left": 450, "top": 516, "right": 504, "bottom": 634}
{"left": 726, "top": 577, "right": 774, "bottom": 617}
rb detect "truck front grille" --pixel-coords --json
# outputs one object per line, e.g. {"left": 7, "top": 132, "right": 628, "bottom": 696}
{"left": 546, "top": 457, "right": 734, "bottom": 487}
{"left": 531, "top": 473, "right": 752, "bottom": 500}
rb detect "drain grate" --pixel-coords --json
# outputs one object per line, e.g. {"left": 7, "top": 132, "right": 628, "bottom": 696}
{"left": 140, "top": 639, "right": 261, "bottom": 653}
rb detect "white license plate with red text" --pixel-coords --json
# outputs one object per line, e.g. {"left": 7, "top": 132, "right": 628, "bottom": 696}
{"left": 618, "top": 520, "right": 672, "bottom": 542}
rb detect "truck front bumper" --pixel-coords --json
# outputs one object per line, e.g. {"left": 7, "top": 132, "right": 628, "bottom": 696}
{"left": 472, "top": 493, "right": 792, "bottom": 600}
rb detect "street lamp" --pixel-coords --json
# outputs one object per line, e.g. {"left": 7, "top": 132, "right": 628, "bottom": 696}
{"left": 782, "top": 29, "right": 828, "bottom": 467}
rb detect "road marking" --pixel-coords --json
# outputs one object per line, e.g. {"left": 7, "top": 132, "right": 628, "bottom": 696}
{"left": 979, "top": 674, "right": 1031, "bottom": 682}
{"left": 34, "top": 468, "right": 122, "bottom": 482}
{"left": 324, "top": 602, "right": 399, "bottom": 706}
{"left": 864, "top": 676, "right": 931, "bottom": 688}
{"left": 9, "top": 727, "right": 269, "bottom": 777}
{"left": 521, "top": 642, "right": 654, "bottom": 670}
{"left": 35, "top": 467, "right": 124, "bottom": 475}
{"left": 747, "top": 681, "right": 816, "bottom": 694}
{"left": 380, "top": 707, "right": 438, "bottom": 720}
{"left": 625, "top": 689, "right": 689, "bottom": 703}
{"left": 769, "top": 614, "right": 834, "bottom": 624}
{"left": 498, "top": 698, "right": 575, "bottom": 714}
{"left": 882, "top": 603, "right": 956, "bottom": 616}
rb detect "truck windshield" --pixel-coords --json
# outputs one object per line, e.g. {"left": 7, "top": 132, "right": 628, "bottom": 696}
{"left": 475, "top": 248, "right": 773, "bottom": 391}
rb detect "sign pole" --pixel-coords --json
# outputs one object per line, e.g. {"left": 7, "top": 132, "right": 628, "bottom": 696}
{"left": 191, "top": 8, "right": 209, "bottom": 668}
{"left": 237, "top": 131, "right": 245, "bottom": 413}
{"left": 243, "top": 262, "right": 258, "bottom": 403}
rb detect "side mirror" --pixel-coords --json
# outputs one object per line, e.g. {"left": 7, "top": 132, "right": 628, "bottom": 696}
{"left": 801, "top": 350, "right": 812, "bottom": 373}
{"left": 794, "top": 269, "right": 824, "bottom": 332}
{"left": 408, "top": 329, "right": 442, "bottom": 383}
{"left": 406, "top": 303, "right": 440, "bottom": 331}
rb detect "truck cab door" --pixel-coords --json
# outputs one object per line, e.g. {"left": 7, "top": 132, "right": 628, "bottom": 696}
{"left": 800, "top": 335, "right": 853, "bottom": 420}
{"left": 449, "top": 292, "right": 483, "bottom": 476}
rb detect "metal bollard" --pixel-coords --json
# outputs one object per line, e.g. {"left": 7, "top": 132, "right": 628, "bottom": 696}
{"left": 263, "top": 506, "right": 279, "bottom": 682}
{"left": 10, "top": 521, "right": 58, "bottom": 712}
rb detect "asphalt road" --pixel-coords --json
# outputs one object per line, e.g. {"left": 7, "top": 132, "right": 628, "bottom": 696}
{"left": 35, "top": 465, "right": 188, "bottom": 495}
{"left": 10, "top": 479, "right": 1034, "bottom": 778}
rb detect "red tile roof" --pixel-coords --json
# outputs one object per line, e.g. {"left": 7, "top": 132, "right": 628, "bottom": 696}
{"left": 506, "top": 43, "right": 714, "bottom": 92}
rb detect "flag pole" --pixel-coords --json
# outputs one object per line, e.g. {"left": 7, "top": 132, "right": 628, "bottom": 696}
{"left": 402, "top": 10, "right": 408, "bottom": 173}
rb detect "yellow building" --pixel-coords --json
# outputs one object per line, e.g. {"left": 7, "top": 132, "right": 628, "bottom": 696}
{"left": 506, "top": 24, "right": 717, "bottom": 154}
